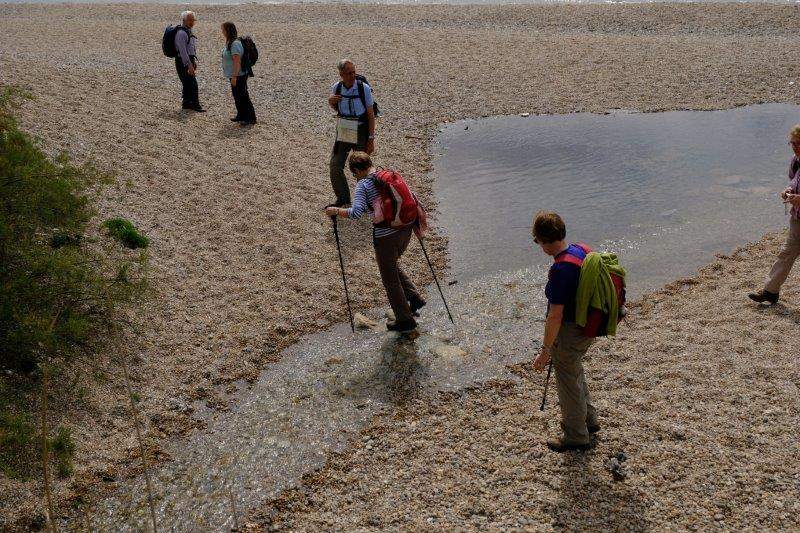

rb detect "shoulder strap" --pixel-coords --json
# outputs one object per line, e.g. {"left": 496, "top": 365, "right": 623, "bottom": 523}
{"left": 356, "top": 80, "right": 367, "bottom": 111}
{"left": 334, "top": 81, "right": 343, "bottom": 96}
{"left": 554, "top": 254, "right": 584, "bottom": 267}
{"left": 554, "top": 245, "right": 587, "bottom": 267}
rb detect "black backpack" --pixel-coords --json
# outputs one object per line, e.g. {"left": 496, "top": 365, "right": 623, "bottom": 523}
{"left": 162, "top": 25, "right": 188, "bottom": 58}
{"left": 239, "top": 36, "right": 258, "bottom": 73}
{"left": 335, "top": 75, "right": 381, "bottom": 118}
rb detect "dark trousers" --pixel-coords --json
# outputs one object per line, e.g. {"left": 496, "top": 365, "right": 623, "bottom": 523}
{"left": 373, "top": 226, "right": 421, "bottom": 323}
{"left": 175, "top": 57, "right": 199, "bottom": 108}
{"left": 329, "top": 124, "right": 368, "bottom": 205}
{"left": 231, "top": 75, "right": 256, "bottom": 122}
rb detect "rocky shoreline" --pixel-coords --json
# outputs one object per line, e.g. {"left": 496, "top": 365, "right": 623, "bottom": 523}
{"left": 257, "top": 233, "right": 800, "bottom": 531}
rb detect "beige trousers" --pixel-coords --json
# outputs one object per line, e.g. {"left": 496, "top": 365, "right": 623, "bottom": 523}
{"left": 552, "top": 323, "right": 596, "bottom": 445}
{"left": 765, "top": 217, "right": 800, "bottom": 294}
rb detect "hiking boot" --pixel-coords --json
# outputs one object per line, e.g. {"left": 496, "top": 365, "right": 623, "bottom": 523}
{"left": 748, "top": 289, "right": 779, "bottom": 305}
{"left": 387, "top": 318, "right": 417, "bottom": 332}
{"left": 230, "top": 116, "right": 242, "bottom": 122}
{"left": 408, "top": 296, "right": 426, "bottom": 317}
{"left": 240, "top": 119, "right": 257, "bottom": 126}
{"left": 588, "top": 423, "right": 601, "bottom": 434}
{"left": 546, "top": 437, "right": 591, "bottom": 453}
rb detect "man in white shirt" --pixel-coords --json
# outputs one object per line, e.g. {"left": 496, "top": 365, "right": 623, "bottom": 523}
{"left": 327, "top": 59, "right": 376, "bottom": 207}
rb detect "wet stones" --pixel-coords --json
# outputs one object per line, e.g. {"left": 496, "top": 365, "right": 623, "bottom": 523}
{"left": 606, "top": 451, "right": 629, "bottom": 482}
{"left": 353, "top": 312, "right": 380, "bottom": 331}
{"left": 431, "top": 345, "right": 467, "bottom": 358}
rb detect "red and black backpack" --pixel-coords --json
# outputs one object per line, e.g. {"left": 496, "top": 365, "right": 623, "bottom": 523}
{"left": 555, "top": 243, "right": 626, "bottom": 338}
{"left": 370, "top": 169, "right": 420, "bottom": 228}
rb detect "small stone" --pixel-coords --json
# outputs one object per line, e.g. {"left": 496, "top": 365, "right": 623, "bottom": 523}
{"left": 714, "top": 513, "right": 724, "bottom": 521}
{"left": 431, "top": 345, "right": 467, "bottom": 358}
{"left": 670, "top": 426, "right": 687, "bottom": 441}
{"left": 353, "top": 312, "right": 379, "bottom": 330}
{"left": 520, "top": 112, "right": 530, "bottom": 117}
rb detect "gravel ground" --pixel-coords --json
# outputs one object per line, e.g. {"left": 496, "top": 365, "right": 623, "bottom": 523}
{"left": 257, "top": 234, "right": 800, "bottom": 531}
{"left": 82, "top": 268, "right": 549, "bottom": 530}
{"left": 2, "top": 2, "right": 800, "bottom": 529}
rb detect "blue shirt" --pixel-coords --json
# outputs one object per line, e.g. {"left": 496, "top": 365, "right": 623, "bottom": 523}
{"left": 331, "top": 81, "right": 374, "bottom": 118}
{"left": 545, "top": 244, "right": 586, "bottom": 323}
{"left": 221, "top": 40, "right": 246, "bottom": 78}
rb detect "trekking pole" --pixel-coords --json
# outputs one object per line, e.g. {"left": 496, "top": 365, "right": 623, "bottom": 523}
{"left": 331, "top": 216, "right": 355, "bottom": 333}
{"left": 415, "top": 233, "right": 454, "bottom": 324}
{"left": 540, "top": 359, "right": 553, "bottom": 411}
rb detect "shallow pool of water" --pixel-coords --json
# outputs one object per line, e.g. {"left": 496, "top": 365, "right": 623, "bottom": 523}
{"left": 432, "top": 104, "right": 796, "bottom": 296}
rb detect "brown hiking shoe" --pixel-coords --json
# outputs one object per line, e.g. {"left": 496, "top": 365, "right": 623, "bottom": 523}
{"left": 588, "top": 423, "right": 601, "bottom": 434}
{"left": 546, "top": 438, "right": 591, "bottom": 453}
{"left": 748, "top": 290, "right": 779, "bottom": 305}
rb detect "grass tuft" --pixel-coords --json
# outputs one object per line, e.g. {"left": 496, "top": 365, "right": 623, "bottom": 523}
{"left": 102, "top": 218, "right": 149, "bottom": 249}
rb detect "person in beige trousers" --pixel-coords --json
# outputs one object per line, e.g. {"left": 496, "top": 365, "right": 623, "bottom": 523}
{"left": 531, "top": 212, "right": 599, "bottom": 452}
{"left": 750, "top": 124, "right": 800, "bottom": 305}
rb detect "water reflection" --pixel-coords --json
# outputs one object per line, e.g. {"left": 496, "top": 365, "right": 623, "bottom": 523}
{"left": 433, "top": 104, "right": 797, "bottom": 296}
{"left": 343, "top": 334, "right": 429, "bottom": 405}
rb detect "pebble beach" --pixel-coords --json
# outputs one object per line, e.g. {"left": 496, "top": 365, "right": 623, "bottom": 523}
{"left": 1, "top": 2, "right": 799, "bottom": 529}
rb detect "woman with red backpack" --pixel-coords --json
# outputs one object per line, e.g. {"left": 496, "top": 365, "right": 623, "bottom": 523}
{"left": 325, "top": 152, "right": 425, "bottom": 332}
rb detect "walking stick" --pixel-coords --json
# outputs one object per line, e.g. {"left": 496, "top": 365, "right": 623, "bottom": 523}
{"left": 331, "top": 216, "right": 355, "bottom": 333}
{"left": 415, "top": 233, "right": 454, "bottom": 324}
{"left": 540, "top": 359, "right": 553, "bottom": 411}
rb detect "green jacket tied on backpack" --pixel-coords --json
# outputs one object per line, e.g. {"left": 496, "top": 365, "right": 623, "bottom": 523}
{"left": 575, "top": 252, "right": 626, "bottom": 336}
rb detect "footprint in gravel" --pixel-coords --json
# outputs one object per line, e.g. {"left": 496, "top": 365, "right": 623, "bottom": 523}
{"left": 607, "top": 451, "right": 629, "bottom": 482}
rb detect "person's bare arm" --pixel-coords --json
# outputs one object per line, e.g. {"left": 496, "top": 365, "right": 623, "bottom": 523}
{"left": 231, "top": 54, "right": 241, "bottom": 86}
{"left": 328, "top": 93, "right": 342, "bottom": 110}
{"left": 534, "top": 304, "right": 563, "bottom": 371}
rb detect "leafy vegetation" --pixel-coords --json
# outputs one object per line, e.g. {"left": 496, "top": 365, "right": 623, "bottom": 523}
{"left": 0, "top": 87, "right": 147, "bottom": 479}
{"left": 0, "top": 380, "right": 76, "bottom": 480}
{"left": 102, "top": 217, "right": 149, "bottom": 249}
{"left": 0, "top": 87, "right": 148, "bottom": 374}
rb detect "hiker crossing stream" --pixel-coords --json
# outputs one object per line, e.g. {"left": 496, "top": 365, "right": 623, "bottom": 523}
{"left": 86, "top": 105, "right": 796, "bottom": 529}
{"left": 86, "top": 269, "right": 549, "bottom": 530}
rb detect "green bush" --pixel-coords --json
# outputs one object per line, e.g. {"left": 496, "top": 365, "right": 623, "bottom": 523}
{"left": 102, "top": 217, "right": 149, "bottom": 249}
{"left": 0, "top": 87, "right": 148, "bottom": 374}
{"left": 0, "top": 412, "right": 77, "bottom": 480}
{"left": 0, "top": 411, "right": 37, "bottom": 479}
{"left": 50, "top": 426, "right": 76, "bottom": 478}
